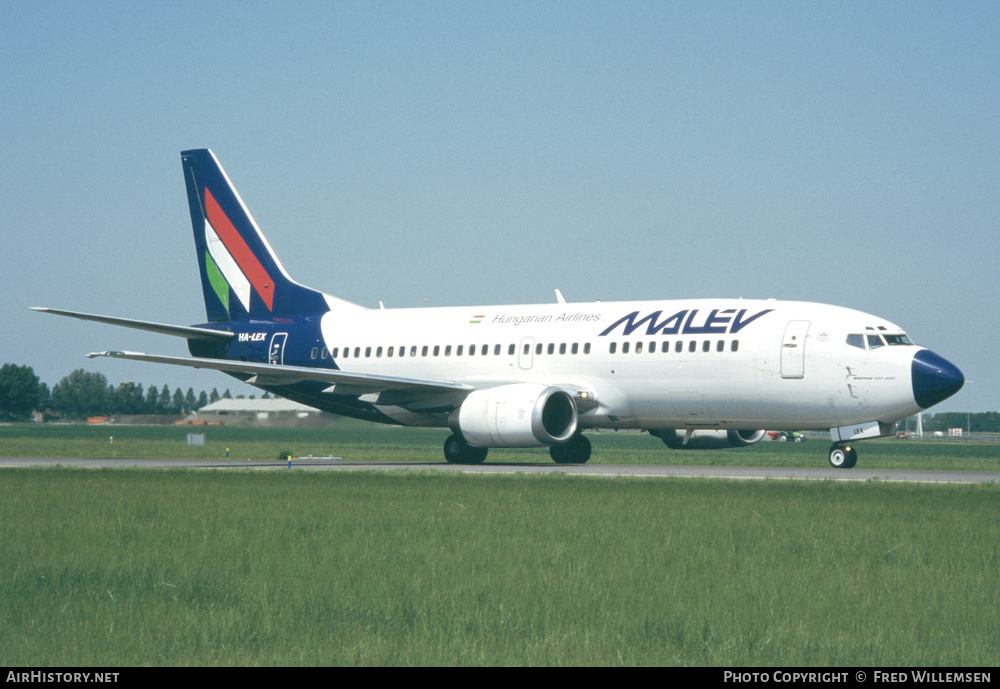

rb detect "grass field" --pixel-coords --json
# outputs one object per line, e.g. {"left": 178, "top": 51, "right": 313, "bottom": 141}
{"left": 2, "top": 420, "right": 1000, "bottom": 470}
{"left": 1, "top": 423, "right": 997, "bottom": 666}
{"left": 0, "top": 468, "right": 996, "bottom": 666}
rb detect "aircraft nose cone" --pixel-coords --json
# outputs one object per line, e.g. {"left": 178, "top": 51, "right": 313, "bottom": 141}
{"left": 912, "top": 349, "right": 964, "bottom": 409}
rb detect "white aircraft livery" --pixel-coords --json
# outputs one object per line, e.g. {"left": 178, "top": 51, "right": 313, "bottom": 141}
{"left": 33, "top": 149, "right": 965, "bottom": 468}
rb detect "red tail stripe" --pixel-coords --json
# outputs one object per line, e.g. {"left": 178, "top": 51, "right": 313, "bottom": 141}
{"left": 204, "top": 188, "right": 274, "bottom": 311}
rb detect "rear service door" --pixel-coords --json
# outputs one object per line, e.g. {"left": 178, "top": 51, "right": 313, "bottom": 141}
{"left": 269, "top": 333, "right": 288, "bottom": 366}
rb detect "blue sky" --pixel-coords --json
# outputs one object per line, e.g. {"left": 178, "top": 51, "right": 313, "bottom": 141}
{"left": 3, "top": 1, "right": 997, "bottom": 411}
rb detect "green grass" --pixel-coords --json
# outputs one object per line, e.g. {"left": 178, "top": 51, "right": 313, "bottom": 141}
{"left": 1, "top": 420, "right": 999, "bottom": 470}
{"left": 0, "top": 469, "right": 997, "bottom": 666}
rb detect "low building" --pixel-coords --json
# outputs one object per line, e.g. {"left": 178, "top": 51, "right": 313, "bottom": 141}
{"left": 191, "top": 398, "right": 336, "bottom": 427}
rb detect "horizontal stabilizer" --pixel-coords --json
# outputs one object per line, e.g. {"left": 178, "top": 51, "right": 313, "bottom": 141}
{"left": 31, "top": 307, "right": 234, "bottom": 341}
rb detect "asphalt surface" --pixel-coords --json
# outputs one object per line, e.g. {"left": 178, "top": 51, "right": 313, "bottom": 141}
{"left": 1, "top": 457, "right": 997, "bottom": 484}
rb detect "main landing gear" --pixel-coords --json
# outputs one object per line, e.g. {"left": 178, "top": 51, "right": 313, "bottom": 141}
{"left": 443, "top": 433, "right": 593, "bottom": 465}
{"left": 828, "top": 444, "right": 858, "bottom": 469}
{"left": 444, "top": 434, "right": 488, "bottom": 465}
{"left": 549, "top": 434, "right": 592, "bottom": 464}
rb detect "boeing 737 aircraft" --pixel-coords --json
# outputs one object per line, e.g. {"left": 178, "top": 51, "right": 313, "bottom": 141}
{"left": 33, "top": 149, "right": 965, "bottom": 468}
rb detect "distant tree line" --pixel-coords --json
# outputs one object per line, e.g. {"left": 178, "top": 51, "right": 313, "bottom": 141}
{"left": 0, "top": 364, "right": 48, "bottom": 422}
{"left": 0, "top": 363, "right": 258, "bottom": 421}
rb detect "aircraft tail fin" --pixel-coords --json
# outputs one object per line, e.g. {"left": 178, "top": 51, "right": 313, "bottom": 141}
{"left": 181, "top": 149, "right": 354, "bottom": 322}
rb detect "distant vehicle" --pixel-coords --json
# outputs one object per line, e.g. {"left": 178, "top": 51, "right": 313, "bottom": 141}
{"left": 896, "top": 432, "right": 908, "bottom": 439}
{"left": 769, "top": 431, "right": 806, "bottom": 442}
{"left": 33, "top": 149, "right": 965, "bottom": 468}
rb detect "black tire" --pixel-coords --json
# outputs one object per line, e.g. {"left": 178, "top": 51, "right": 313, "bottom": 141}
{"left": 828, "top": 444, "right": 857, "bottom": 469}
{"left": 550, "top": 434, "right": 592, "bottom": 464}
{"left": 842, "top": 446, "right": 858, "bottom": 468}
{"left": 444, "top": 434, "right": 487, "bottom": 465}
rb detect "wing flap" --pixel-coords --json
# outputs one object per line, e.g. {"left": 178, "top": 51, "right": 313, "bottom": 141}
{"left": 86, "top": 350, "right": 473, "bottom": 397}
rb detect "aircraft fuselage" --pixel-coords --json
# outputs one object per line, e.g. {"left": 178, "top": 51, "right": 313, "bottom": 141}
{"left": 193, "top": 297, "right": 954, "bottom": 436}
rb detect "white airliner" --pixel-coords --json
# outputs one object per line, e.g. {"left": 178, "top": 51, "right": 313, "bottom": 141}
{"left": 33, "top": 149, "right": 965, "bottom": 468}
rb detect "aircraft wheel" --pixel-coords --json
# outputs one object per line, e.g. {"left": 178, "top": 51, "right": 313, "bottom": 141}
{"left": 828, "top": 444, "right": 858, "bottom": 469}
{"left": 550, "top": 434, "right": 592, "bottom": 464}
{"left": 444, "top": 434, "right": 487, "bottom": 465}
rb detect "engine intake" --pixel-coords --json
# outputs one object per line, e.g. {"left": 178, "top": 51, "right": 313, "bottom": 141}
{"left": 452, "top": 383, "right": 578, "bottom": 447}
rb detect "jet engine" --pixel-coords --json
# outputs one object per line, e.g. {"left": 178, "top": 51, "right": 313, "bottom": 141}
{"left": 652, "top": 428, "right": 766, "bottom": 449}
{"left": 452, "top": 383, "right": 578, "bottom": 447}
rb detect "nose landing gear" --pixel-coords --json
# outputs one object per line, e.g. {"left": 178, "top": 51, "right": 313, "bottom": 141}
{"left": 828, "top": 444, "right": 858, "bottom": 469}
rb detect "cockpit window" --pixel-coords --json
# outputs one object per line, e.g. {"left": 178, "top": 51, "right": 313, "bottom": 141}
{"left": 867, "top": 334, "right": 885, "bottom": 349}
{"left": 884, "top": 334, "right": 914, "bottom": 346}
{"left": 846, "top": 334, "right": 865, "bottom": 349}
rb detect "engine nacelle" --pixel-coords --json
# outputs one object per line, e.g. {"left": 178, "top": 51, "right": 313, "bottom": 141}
{"left": 452, "top": 383, "right": 578, "bottom": 448}
{"left": 653, "top": 428, "right": 766, "bottom": 449}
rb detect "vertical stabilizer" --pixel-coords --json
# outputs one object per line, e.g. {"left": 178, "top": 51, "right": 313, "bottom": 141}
{"left": 181, "top": 149, "right": 337, "bottom": 322}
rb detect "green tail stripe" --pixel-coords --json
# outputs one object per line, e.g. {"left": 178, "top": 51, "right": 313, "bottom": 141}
{"left": 205, "top": 251, "right": 230, "bottom": 314}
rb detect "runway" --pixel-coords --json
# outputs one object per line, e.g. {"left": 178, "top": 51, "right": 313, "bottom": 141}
{"left": 1, "top": 457, "right": 997, "bottom": 484}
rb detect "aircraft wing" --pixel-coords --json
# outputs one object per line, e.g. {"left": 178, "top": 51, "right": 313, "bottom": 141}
{"left": 30, "top": 307, "right": 234, "bottom": 342}
{"left": 85, "top": 350, "right": 474, "bottom": 398}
